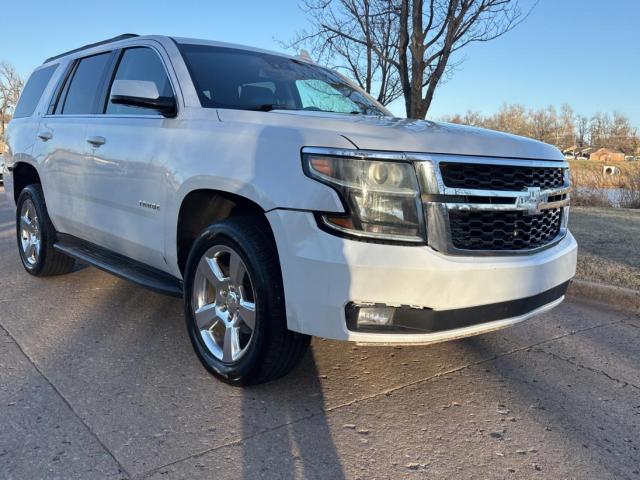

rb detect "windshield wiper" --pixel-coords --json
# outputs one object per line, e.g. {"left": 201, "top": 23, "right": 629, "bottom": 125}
{"left": 247, "top": 104, "right": 293, "bottom": 112}
{"left": 316, "top": 109, "right": 365, "bottom": 115}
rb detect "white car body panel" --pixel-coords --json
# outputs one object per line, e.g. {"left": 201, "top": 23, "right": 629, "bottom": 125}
{"left": 4, "top": 34, "right": 577, "bottom": 343}
{"left": 243, "top": 109, "right": 564, "bottom": 161}
{"left": 267, "top": 209, "right": 577, "bottom": 340}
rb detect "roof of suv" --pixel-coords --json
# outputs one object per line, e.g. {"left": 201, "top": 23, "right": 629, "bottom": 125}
{"left": 44, "top": 33, "right": 139, "bottom": 63}
{"left": 43, "top": 33, "right": 301, "bottom": 65}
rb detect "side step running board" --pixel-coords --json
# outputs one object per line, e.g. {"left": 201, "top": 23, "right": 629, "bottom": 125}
{"left": 54, "top": 234, "right": 183, "bottom": 298}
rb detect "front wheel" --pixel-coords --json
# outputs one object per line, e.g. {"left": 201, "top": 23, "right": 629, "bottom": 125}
{"left": 183, "top": 217, "right": 310, "bottom": 385}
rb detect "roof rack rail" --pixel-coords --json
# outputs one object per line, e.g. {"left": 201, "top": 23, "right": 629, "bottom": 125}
{"left": 44, "top": 33, "right": 139, "bottom": 64}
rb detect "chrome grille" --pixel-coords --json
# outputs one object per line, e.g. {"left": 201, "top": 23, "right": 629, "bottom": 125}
{"left": 449, "top": 208, "right": 562, "bottom": 251}
{"left": 439, "top": 163, "right": 565, "bottom": 191}
{"left": 418, "top": 155, "right": 570, "bottom": 255}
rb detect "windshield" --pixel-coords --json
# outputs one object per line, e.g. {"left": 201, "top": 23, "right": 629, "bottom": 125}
{"left": 178, "top": 43, "right": 388, "bottom": 116}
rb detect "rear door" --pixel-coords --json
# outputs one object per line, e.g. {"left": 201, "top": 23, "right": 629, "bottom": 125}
{"left": 5, "top": 63, "right": 59, "bottom": 202}
{"left": 80, "top": 45, "right": 179, "bottom": 270}
{"left": 37, "top": 51, "right": 115, "bottom": 235}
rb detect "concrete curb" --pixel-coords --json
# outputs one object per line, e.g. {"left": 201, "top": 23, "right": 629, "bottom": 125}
{"left": 567, "top": 279, "right": 640, "bottom": 313}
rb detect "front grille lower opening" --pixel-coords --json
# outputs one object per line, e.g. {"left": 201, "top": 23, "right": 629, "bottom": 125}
{"left": 449, "top": 208, "right": 563, "bottom": 251}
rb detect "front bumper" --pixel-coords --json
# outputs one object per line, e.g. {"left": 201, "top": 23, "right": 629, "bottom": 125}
{"left": 267, "top": 209, "right": 577, "bottom": 344}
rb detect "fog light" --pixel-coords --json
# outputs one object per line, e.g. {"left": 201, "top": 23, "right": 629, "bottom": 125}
{"left": 357, "top": 306, "right": 396, "bottom": 327}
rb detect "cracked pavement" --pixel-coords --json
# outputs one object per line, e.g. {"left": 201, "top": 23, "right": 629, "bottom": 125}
{"left": 1, "top": 187, "right": 639, "bottom": 479}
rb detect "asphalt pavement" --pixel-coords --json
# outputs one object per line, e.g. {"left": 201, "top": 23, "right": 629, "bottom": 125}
{"left": 1, "top": 186, "right": 639, "bottom": 480}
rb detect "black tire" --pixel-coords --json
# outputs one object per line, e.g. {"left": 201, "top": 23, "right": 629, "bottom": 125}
{"left": 184, "top": 216, "right": 310, "bottom": 386}
{"left": 16, "top": 184, "right": 75, "bottom": 276}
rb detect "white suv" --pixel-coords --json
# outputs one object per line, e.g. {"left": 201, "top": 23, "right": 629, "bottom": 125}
{"left": 4, "top": 34, "right": 576, "bottom": 385}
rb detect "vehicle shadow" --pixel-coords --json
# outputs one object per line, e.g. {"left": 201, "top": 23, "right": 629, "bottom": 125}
{"left": 0, "top": 266, "right": 346, "bottom": 478}
{"left": 233, "top": 124, "right": 348, "bottom": 479}
{"left": 240, "top": 348, "right": 347, "bottom": 479}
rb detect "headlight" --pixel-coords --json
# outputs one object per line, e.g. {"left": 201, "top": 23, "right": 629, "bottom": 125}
{"left": 303, "top": 152, "right": 425, "bottom": 242}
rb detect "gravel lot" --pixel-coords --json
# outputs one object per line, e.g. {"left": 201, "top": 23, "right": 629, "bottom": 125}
{"left": 1, "top": 187, "right": 639, "bottom": 480}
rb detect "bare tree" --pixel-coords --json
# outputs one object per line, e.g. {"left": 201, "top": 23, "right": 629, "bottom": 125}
{"left": 446, "top": 109, "right": 484, "bottom": 126}
{"left": 290, "top": 0, "right": 403, "bottom": 105}
{"left": 528, "top": 106, "right": 557, "bottom": 144}
{"left": 576, "top": 115, "right": 589, "bottom": 147}
{"left": 291, "top": 0, "right": 530, "bottom": 119}
{"left": 558, "top": 103, "right": 575, "bottom": 148}
{"left": 442, "top": 104, "right": 639, "bottom": 153}
{"left": 483, "top": 103, "right": 528, "bottom": 137}
{"left": 609, "top": 111, "right": 638, "bottom": 153}
{"left": 0, "top": 62, "right": 24, "bottom": 144}
{"left": 589, "top": 112, "right": 611, "bottom": 149}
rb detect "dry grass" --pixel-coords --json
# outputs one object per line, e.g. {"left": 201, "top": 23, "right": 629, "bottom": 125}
{"left": 569, "top": 207, "right": 640, "bottom": 290}
{"left": 569, "top": 160, "right": 640, "bottom": 208}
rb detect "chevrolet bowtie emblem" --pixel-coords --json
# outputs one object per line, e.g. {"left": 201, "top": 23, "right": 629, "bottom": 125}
{"left": 516, "top": 187, "right": 545, "bottom": 216}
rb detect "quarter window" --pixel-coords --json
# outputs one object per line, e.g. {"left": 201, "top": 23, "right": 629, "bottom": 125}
{"left": 13, "top": 65, "right": 58, "bottom": 118}
{"left": 106, "top": 48, "right": 173, "bottom": 115}
{"left": 61, "top": 53, "right": 112, "bottom": 114}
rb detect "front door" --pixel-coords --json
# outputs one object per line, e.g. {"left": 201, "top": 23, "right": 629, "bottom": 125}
{"left": 80, "top": 46, "right": 179, "bottom": 271}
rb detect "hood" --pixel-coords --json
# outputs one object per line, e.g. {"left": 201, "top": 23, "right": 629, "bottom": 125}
{"left": 218, "top": 109, "right": 564, "bottom": 161}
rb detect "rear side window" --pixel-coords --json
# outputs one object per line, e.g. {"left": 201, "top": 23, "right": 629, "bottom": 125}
{"left": 106, "top": 47, "right": 173, "bottom": 115}
{"left": 13, "top": 65, "right": 58, "bottom": 118}
{"left": 61, "top": 52, "right": 111, "bottom": 114}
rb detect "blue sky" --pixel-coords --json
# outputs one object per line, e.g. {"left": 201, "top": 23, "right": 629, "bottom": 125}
{"left": 1, "top": 0, "right": 638, "bottom": 126}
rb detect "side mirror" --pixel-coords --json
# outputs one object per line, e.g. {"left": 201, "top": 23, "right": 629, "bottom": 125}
{"left": 110, "top": 80, "right": 177, "bottom": 117}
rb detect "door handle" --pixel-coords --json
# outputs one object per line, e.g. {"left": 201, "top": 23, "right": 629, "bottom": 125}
{"left": 86, "top": 136, "right": 106, "bottom": 147}
{"left": 37, "top": 132, "right": 53, "bottom": 141}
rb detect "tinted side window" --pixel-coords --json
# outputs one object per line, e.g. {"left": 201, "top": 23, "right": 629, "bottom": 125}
{"left": 62, "top": 53, "right": 111, "bottom": 114}
{"left": 106, "top": 48, "right": 173, "bottom": 115}
{"left": 13, "top": 65, "right": 58, "bottom": 118}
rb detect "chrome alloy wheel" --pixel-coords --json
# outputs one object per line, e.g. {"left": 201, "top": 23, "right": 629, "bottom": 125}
{"left": 192, "top": 245, "right": 257, "bottom": 363}
{"left": 19, "top": 199, "right": 41, "bottom": 266}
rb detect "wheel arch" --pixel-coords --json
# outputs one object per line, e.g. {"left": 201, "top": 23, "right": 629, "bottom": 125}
{"left": 175, "top": 188, "right": 277, "bottom": 275}
{"left": 12, "top": 162, "right": 42, "bottom": 204}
